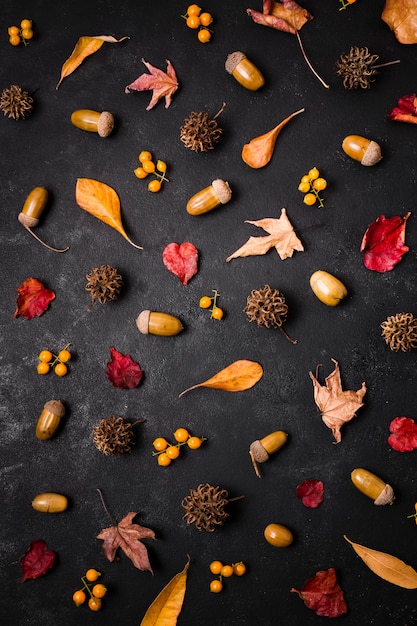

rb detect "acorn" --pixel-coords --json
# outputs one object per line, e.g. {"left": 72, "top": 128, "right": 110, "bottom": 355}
{"left": 186, "top": 179, "right": 232, "bottom": 216}
{"left": 342, "top": 135, "right": 382, "bottom": 166}
{"left": 249, "top": 430, "right": 287, "bottom": 477}
{"left": 225, "top": 51, "right": 265, "bottom": 91}
{"left": 351, "top": 468, "right": 395, "bottom": 505}
{"left": 71, "top": 109, "right": 114, "bottom": 137}
{"left": 17, "top": 187, "right": 69, "bottom": 253}
{"left": 136, "top": 310, "right": 183, "bottom": 336}
{"left": 264, "top": 523, "right": 293, "bottom": 547}
{"left": 310, "top": 270, "right": 347, "bottom": 306}
{"left": 36, "top": 400, "right": 65, "bottom": 440}
{"left": 32, "top": 492, "right": 68, "bottom": 513}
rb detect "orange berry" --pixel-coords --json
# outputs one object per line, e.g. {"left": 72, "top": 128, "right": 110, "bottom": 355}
{"left": 187, "top": 436, "right": 202, "bottom": 450}
{"left": 134, "top": 167, "right": 148, "bottom": 179}
{"left": 210, "top": 579, "right": 223, "bottom": 593}
{"left": 153, "top": 437, "right": 169, "bottom": 451}
{"left": 197, "top": 28, "right": 211, "bottom": 43}
{"left": 211, "top": 307, "right": 223, "bottom": 320}
{"left": 88, "top": 597, "right": 102, "bottom": 611}
{"left": 199, "top": 12, "right": 213, "bottom": 26}
{"left": 187, "top": 4, "right": 201, "bottom": 16}
{"left": 148, "top": 179, "right": 162, "bottom": 193}
{"left": 209, "top": 560, "right": 223, "bottom": 575}
{"left": 157, "top": 453, "right": 171, "bottom": 467}
{"left": 166, "top": 445, "right": 181, "bottom": 460}
{"left": 221, "top": 564, "right": 234, "bottom": 578}
{"left": 37, "top": 362, "right": 50, "bottom": 375}
{"left": 73, "top": 590, "right": 86, "bottom": 606}
{"left": 85, "top": 569, "right": 101, "bottom": 582}
{"left": 186, "top": 15, "right": 200, "bottom": 29}
{"left": 8, "top": 26, "right": 20, "bottom": 36}
{"left": 54, "top": 363, "right": 68, "bottom": 377}
{"left": 139, "top": 151, "right": 152, "bottom": 162}
{"left": 174, "top": 428, "right": 189, "bottom": 443}
{"left": 9, "top": 35, "right": 21, "bottom": 46}
{"left": 92, "top": 584, "right": 107, "bottom": 598}
{"left": 20, "top": 19, "right": 32, "bottom": 30}
{"left": 142, "top": 160, "right": 155, "bottom": 173}
{"left": 22, "top": 29, "right": 33, "bottom": 40}
{"left": 233, "top": 562, "right": 247, "bottom": 576}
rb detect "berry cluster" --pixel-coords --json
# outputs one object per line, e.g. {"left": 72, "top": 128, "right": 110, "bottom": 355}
{"left": 209, "top": 560, "right": 246, "bottom": 593}
{"left": 134, "top": 151, "right": 169, "bottom": 193}
{"left": 37, "top": 343, "right": 72, "bottom": 377}
{"left": 199, "top": 289, "right": 224, "bottom": 320}
{"left": 8, "top": 19, "right": 34, "bottom": 47}
{"left": 339, "top": 0, "right": 357, "bottom": 10}
{"left": 297, "top": 167, "right": 327, "bottom": 207}
{"left": 153, "top": 428, "right": 206, "bottom": 466}
{"left": 72, "top": 569, "right": 107, "bottom": 612}
{"left": 182, "top": 4, "right": 213, "bottom": 43}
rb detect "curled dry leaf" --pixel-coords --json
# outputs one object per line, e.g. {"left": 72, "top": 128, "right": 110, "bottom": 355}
{"left": 291, "top": 567, "right": 347, "bottom": 617}
{"left": 226, "top": 208, "right": 304, "bottom": 261}
{"left": 388, "top": 94, "right": 417, "bottom": 124}
{"left": 97, "top": 512, "right": 155, "bottom": 572}
{"left": 242, "top": 108, "right": 304, "bottom": 168}
{"left": 309, "top": 359, "right": 366, "bottom": 443}
{"left": 247, "top": 0, "right": 312, "bottom": 35}
{"left": 105, "top": 346, "right": 143, "bottom": 389}
{"left": 344, "top": 536, "right": 417, "bottom": 588}
{"left": 382, "top": 0, "right": 417, "bottom": 44}
{"left": 13, "top": 277, "right": 55, "bottom": 320}
{"left": 296, "top": 479, "right": 324, "bottom": 508}
{"left": 179, "top": 359, "right": 263, "bottom": 397}
{"left": 125, "top": 58, "right": 179, "bottom": 110}
{"left": 140, "top": 557, "right": 190, "bottom": 625}
{"left": 76, "top": 178, "right": 142, "bottom": 249}
{"left": 360, "top": 213, "right": 410, "bottom": 273}
{"left": 388, "top": 416, "right": 417, "bottom": 451}
{"left": 56, "top": 35, "right": 129, "bottom": 89}
{"left": 21, "top": 540, "right": 56, "bottom": 583}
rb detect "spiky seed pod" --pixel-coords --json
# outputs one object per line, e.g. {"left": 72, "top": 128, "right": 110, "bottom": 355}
{"left": 180, "top": 103, "right": 225, "bottom": 152}
{"left": 244, "top": 284, "right": 296, "bottom": 344}
{"left": 85, "top": 264, "right": 123, "bottom": 311}
{"left": 181, "top": 483, "right": 230, "bottom": 532}
{"left": 0, "top": 85, "right": 34, "bottom": 120}
{"left": 381, "top": 312, "right": 417, "bottom": 352}
{"left": 336, "top": 47, "right": 380, "bottom": 89}
{"left": 92, "top": 416, "right": 136, "bottom": 456}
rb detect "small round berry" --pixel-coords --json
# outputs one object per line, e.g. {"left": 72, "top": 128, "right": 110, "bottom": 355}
{"left": 148, "top": 179, "right": 162, "bottom": 193}
{"left": 199, "top": 12, "right": 213, "bottom": 26}
{"left": 221, "top": 564, "right": 234, "bottom": 578}
{"left": 134, "top": 167, "right": 148, "bottom": 179}
{"left": 88, "top": 597, "right": 102, "bottom": 611}
{"left": 166, "top": 445, "right": 181, "bottom": 460}
{"left": 142, "top": 160, "right": 156, "bottom": 174}
{"left": 199, "top": 295, "right": 212, "bottom": 309}
{"left": 209, "top": 560, "right": 223, "bottom": 575}
{"left": 139, "top": 151, "right": 152, "bottom": 162}
{"left": 187, "top": 4, "right": 201, "bottom": 15}
{"left": 20, "top": 19, "right": 32, "bottom": 30}
{"left": 211, "top": 307, "right": 224, "bottom": 320}
{"left": 300, "top": 175, "right": 310, "bottom": 184}
{"left": 22, "top": 29, "right": 33, "bottom": 40}
{"left": 54, "top": 363, "right": 68, "bottom": 377}
{"left": 298, "top": 181, "right": 310, "bottom": 193}
{"left": 197, "top": 28, "right": 211, "bottom": 43}
{"left": 187, "top": 436, "right": 202, "bottom": 450}
{"left": 157, "top": 452, "right": 172, "bottom": 467}
{"left": 92, "top": 584, "right": 107, "bottom": 598}
{"left": 9, "top": 35, "right": 21, "bottom": 46}
{"left": 174, "top": 428, "right": 190, "bottom": 443}
{"left": 303, "top": 193, "right": 317, "bottom": 206}
{"left": 73, "top": 589, "right": 86, "bottom": 606}
{"left": 233, "top": 562, "right": 247, "bottom": 576}
{"left": 186, "top": 15, "right": 201, "bottom": 29}
{"left": 308, "top": 167, "right": 320, "bottom": 180}
{"left": 85, "top": 569, "right": 101, "bottom": 582}
{"left": 58, "top": 348, "right": 71, "bottom": 363}
{"left": 153, "top": 437, "right": 169, "bottom": 451}
{"left": 8, "top": 26, "right": 20, "bottom": 36}
{"left": 39, "top": 350, "right": 53, "bottom": 363}
{"left": 210, "top": 579, "right": 223, "bottom": 593}
{"left": 37, "top": 362, "right": 50, "bottom": 375}
{"left": 313, "top": 177, "right": 327, "bottom": 191}
{"left": 156, "top": 160, "right": 167, "bottom": 173}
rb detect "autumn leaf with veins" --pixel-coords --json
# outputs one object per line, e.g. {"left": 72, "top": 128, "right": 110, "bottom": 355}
{"left": 125, "top": 58, "right": 179, "bottom": 110}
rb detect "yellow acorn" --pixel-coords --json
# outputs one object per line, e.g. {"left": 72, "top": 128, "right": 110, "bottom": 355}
{"left": 32, "top": 492, "right": 68, "bottom": 513}
{"left": 310, "top": 270, "right": 347, "bottom": 306}
{"left": 136, "top": 310, "right": 183, "bottom": 336}
{"left": 264, "top": 523, "right": 293, "bottom": 547}
{"left": 36, "top": 400, "right": 65, "bottom": 440}
{"left": 249, "top": 430, "right": 287, "bottom": 477}
{"left": 351, "top": 468, "right": 395, "bottom": 505}
{"left": 342, "top": 135, "right": 382, "bottom": 166}
{"left": 186, "top": 179, "right": 232, "bottom": 215}
{"left": 225, "top": 51, "right": 265, "bottom": 91}
{"left": 71, "top": 109, "right": 114, "bottom": 137}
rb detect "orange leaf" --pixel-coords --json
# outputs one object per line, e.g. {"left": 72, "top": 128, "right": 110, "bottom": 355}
{"left": 242, "top": 108, "right": 304, "bottom": 168}
{"left": 382, "top": 0, "right": 417, "bottom": 44}
{"left": 140, "top": 557, "right": 190, "bottom": 625}
{"left": 344, "top": 536, "right": 417, "bottom": 589}
{"left": 75, "top": 178, "right": 142, "bottom": 249}
{"left": 179, "top": 360, "right": 263, "bottom": 397}
{"left": 56, "top": 35, "right": 129, "bottom": 89}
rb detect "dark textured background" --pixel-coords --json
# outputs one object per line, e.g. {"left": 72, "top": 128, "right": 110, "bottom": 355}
{"left": 1, "top": 1, "right": 417, "bottom": 624}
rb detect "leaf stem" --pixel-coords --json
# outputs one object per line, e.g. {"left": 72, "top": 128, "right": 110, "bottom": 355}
{"left": 296, "top": 32, "right": 329, "bottom": 89}
{"left": 280, "top": 325, "right": 297, "bottom": 345}
{"left": 96, "top": 488, "right": 118, "bottom": 526}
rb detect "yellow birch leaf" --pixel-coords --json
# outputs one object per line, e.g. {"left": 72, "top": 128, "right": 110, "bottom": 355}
{"left": 56, "top": 35, "right": 129, "bottom": 89}
{"left": 179, "top": 360, "right": 263, "bottom": 397}
{"left": 344, "top": 536, "right": 417, "bottom": 589}
{"left": 76, "top": 178, "right": 142, "bottom": 249}
{"left": 140, "top": 557, "right": 190, "bottom": 626}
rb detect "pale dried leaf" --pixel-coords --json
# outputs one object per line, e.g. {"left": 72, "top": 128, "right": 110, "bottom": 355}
{"left": 382, "top": 0, "right": 417, "bottom": 44}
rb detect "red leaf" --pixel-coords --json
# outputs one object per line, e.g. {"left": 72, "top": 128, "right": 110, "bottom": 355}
{"left": 296, "top": 479, "right": 324, "bottom": 508}
{"left": 97, "top": 512, "right": 155, "bottom": 572}
{"left": 13, "top": 277, "right": 55, "bottom": 320}
{"left": 388, "top": 94, "right": 417, "bottom": 124}
{"left": 388, "top": 416, "right": 417, "bottom": 452}
{"left": 291, "top": 567, "right": 348, "bottom": 617}
{"left": 105, "top": 346, "right": 143, "bottom": 388}
{"left": 125, "top": 58, "right": 179, "bottom": 110}
{"left": 360, "top": 213, "right": 410, "bottom": 272}
{"left": 20, "top": 540, "right": 56, "bottom": 583}
{"left": 162, "top": 242, "right": 198, "bottom": 285}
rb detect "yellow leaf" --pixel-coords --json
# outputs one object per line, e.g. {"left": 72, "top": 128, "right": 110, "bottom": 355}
{"left": 140, "top": 558, "right": 189, "bottom": 625}
{"left": 76, "top": 178, "right": 142, "bottom": 249}
{"left": 56, "top": 35, "right": 129, "bottom": 89}
{"left": 179, "top": 360, "right": 263, "bottom": 397}
{"left": 344, "top": 536, "right": 417, "bottom": 589}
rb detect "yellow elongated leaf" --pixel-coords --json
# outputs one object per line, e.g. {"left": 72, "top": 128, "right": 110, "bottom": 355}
{"left": 179, "top": 360, "right": 263, "bottom": 397}
{"left": 140, "top": 557, "right": 189, "bottom": 625}
{"left": 56, "top": 35, "right": 129, "bottom": 89}
{"left": 344, "top": 536, "right": 417, "bottom": 589}
{"left": 76, "top": 178, "right": 142, "bottom": 249}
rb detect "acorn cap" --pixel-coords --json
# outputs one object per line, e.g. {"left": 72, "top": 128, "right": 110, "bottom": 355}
{"left": 225, "top": 51, "right": 246, "bottom": 74}
{"left": 97, "top": 111, "right": 114, "bottom": 138}
{"left": 361, "top": 140, "right": 382, "bottom": 166}
{"left": 212, "top": 179, "right": 232, "bottom": 204}
{"left": 374, "top": 483, "right": 395, "bottom": 506}
{"left": 249, "top": 439, "right": 269, "bottom": 463}
{"left": 44, "top": 400, "right": 65, "bottom": 417}
{"left": 18, "top": 213, "right": 39, "bottom": 228}
{"left": 136, "top": 310, "right": 150, "bottom": 334}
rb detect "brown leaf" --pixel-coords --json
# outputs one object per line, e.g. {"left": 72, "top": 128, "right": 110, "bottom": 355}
{"left": 179, "top": 360, "right": 263, "bottom": 397}
{"left": 242, "top": 108, "right": 304, "bottom": 168}
{"left": 97, "top": 512, "right": 155, "bottom": 572}
{"left": 76, "top": 178, "right": 142, "bottom": 249}
{"left": 226, "top": 208, "right": 304, "bottom": 262}
{"left": 56, "top": 35, "right": 129, "bottom": 89}
{"left": 125, "top": 58, "right": 179, "bottom": 110}
{"left": 140, "top": 557, "right": 190, "bottom": 625}
{"left": 344, "top": 536, "right": 417, "bottom": 589}
{"left": 247, "top": 0, "right": 312, "bottom": 35}
{"left": 309, "top": 359, "right": 366, "bottom": 443}
{"left": 382, "top": 0, "right": 417, "bottom": 44}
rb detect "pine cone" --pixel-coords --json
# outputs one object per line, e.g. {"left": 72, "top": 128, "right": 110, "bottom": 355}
{"left": 182, "top": 483, "right": 230, "bottom": 532}
{"left": 180, "top": 103, "right": 225, "bottom": 152}
{"left": 85, "top": 264, "right": 123, "bottom": 310}
{"left": 92, "top": 416, "right": 135, "bottom": 456}
{"left": 336, "top": 47, "right": 379, "bottom": 90}
{"left": 381, "top": 312, "right": 417, "bottom": 352}
{"left": 0, "top": 85, "right": 34, "bottom": 120}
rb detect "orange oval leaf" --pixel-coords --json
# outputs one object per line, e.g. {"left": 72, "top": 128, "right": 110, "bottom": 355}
{"left": 179, "top": 359, "right": 263, "bottom": 397}
{"left": 140, "top": 557, "right": 190, "bottom": 625}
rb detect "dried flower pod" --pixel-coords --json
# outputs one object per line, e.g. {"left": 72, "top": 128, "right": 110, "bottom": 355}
{"left": 92, "top": 416, "right": 140, "bottom": 456}
{"left": 71, "top": 109, "right": 114, "bottom": 137}
{"left": 381, "top": 312, "right": 417, "bottom": 352}
{"left": 351, "top": 468, "right": 395, "bottom": 506}
{"left": 0, "top": 85, "right": 34, "bottom": 120}
{"left": 85, "top": 264, "right": 123, "bottom": 311}
{"left": 225, "top": 51, "right": 264, "bottom": 90}
{"left": 181, "top": 483, "right": 230, "bottom": 532}
{"left": 342, "top": 135, "right": 382, "bottom": 166}
{"left": 180, "top": 103, "right": 225, "bottom": 152}
{"left": 249, "top": 430, "right": 287, "bottom": 477}
{"left": 244, "top": 284, "right": 296, "bottom": 344}
{"left": 336, "top": 47, "right": 380, "bottom": 89}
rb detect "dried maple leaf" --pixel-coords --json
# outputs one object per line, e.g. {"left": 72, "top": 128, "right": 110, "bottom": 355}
{"left": 97, "top": 511, "right": 155, "bottom": 572}
{"left": 13, "top": 277, "right": 55, "bottom": 320}
{"left": 291, "top": 568, "right": 348, "bottom": 617}
{"left": 388, "top": 416, "right": 417, "bottom": 451}
{"left": 105, "top": 346, "right": 143, "bottom": 389}
{"left": 360, "top": 213, "right": 410, "bottom": 273}
{"left": 56, "top": 35, "right": 129, "bottom": 89}
{"left": 296, "top": 479, "right": 324, "bottom": 508}
{"left": 247, "top": 0, "right": 312, "bottom": 34}
{"left": 140, "top": 557, "right": 190, "bottom": 625}
{"left": 20, "top": 540, "right": 56, "bottom": 583}
{"left": 382, "top": 0, "right": 417, "bottom": 44}
{"left": 309, "top": 359, "right": 366, "bottom": 443}
{"left": 162, "top": 242, "right": 198, "bottom": 285}
{"left": 226, "top": 208, "right": 304, "bottom": 261}
{"left": 179, "top": 360, "right": 263, "bottom": 397}
{"left": 388, "top": 94, "right": 417, "bottom": 124}
{"left": 125, "top": 58, "right": 179, "bottom": 110}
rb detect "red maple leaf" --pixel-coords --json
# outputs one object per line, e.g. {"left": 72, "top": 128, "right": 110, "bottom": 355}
{"left": 105, "top": 346, "right": 143, "bottom": 388}
{"left": 291, "top": 567, "right": 348, "bottom": 617}
{"left": 388, "top": 94, "right": 417, "bottom": 124}
{"left": 388, "top": 416, "right": 417, "bottom": 452}
{"left": 296, "top": 479, "right": 324, "bottom": 508}
{"left": 13, "top": 277, "right": 55, "bottom": 320}
{"left": 125, "top": 58, "right": 179, "bottom": 110}
{"left": 20, "top": 540, "right": 56, "bottom": 583}
{"left": 360, "top": 213, "right": 410, "bottom": 272}
{"left": 97, "top": 512, "right": 155, "bottom": 572}
{"left": 162, "top": 242, "right": 199, "bottom": 285}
